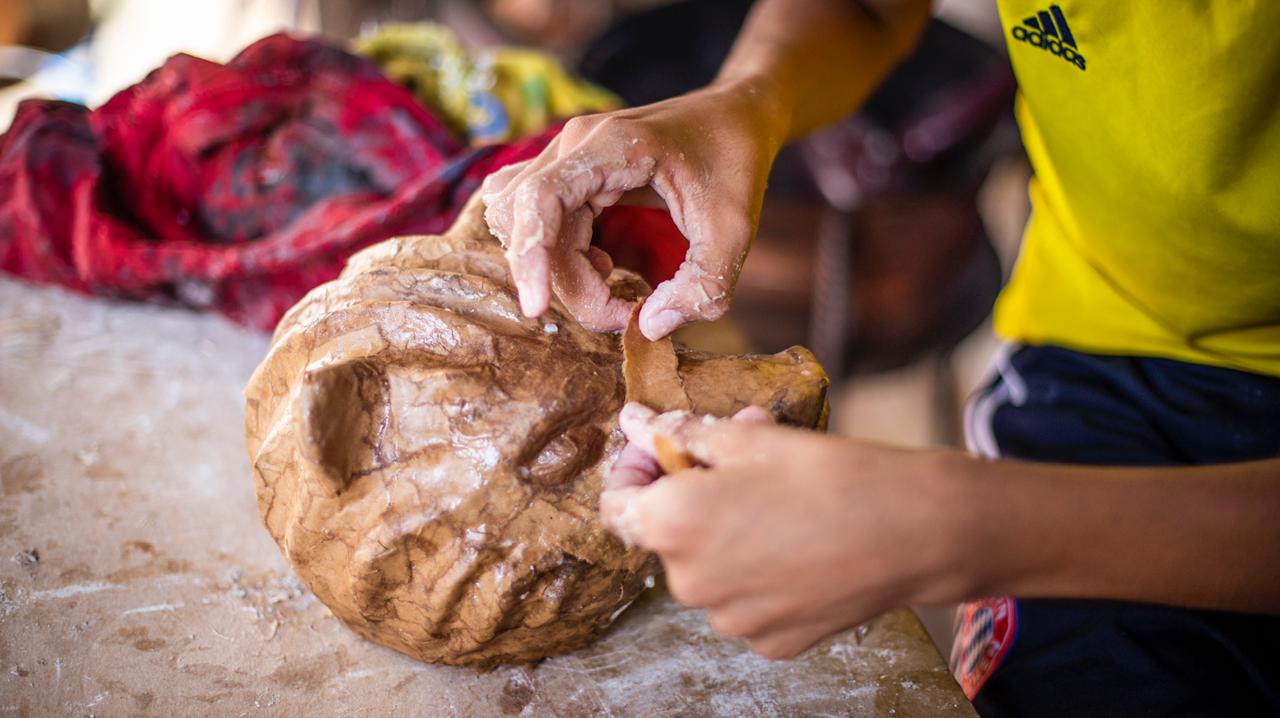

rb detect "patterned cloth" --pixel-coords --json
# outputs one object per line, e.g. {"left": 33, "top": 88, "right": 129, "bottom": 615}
{"left": 355, "top": 23, "right": 620, "bottom": 145}
{"left": 0, "top": 34, "right": 683, "bottom": 330}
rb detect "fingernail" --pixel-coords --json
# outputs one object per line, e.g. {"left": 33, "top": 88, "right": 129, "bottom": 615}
{"left": 516, "top": 279, "right": 542, "bottom": 317}
{"left": 640, "top": 308, "right": 683, "bottom": 340}
{"left": 606, "top": 466, "right": 649, "bottom": 491}
{"left": 732, "top": 405, "right": 774, "bottom": 424}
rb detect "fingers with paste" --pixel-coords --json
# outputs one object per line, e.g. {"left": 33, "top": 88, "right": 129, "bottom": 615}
{"left": 600, "top": 402, "right": 775, "bottom": 546}
{"left": 598, "top": 401, "right": 960, "bottom": 661}
{"left": 482, "top": 81, "right": 781, "bottom": 339}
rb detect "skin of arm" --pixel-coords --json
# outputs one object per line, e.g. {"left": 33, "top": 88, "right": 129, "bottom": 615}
{"left": 482, "top": 0, "right": 931, "bottom": 339}
{"left": 601, "top": 404, "right": 1280, "bottom": 659}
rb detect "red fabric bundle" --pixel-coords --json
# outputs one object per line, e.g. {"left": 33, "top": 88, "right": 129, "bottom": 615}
{"left": 0, "top": 34, "right": 686, "bottom": 330}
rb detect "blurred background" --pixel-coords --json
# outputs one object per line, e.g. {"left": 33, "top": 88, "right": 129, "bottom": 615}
{"left": 0, "top": 0, "right": 1032, "bottom": 657}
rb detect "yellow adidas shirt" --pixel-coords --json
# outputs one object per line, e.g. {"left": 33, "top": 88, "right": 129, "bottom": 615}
{"left": 993, "top": 2, "right": 1280, "bottom": 376}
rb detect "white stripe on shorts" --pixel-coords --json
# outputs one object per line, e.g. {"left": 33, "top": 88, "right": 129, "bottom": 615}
{"left": 964, "top": 344, "right": 1027, "bottom": 460}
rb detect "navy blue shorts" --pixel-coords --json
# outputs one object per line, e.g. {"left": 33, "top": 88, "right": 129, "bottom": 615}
{"left": 952, "top": 345, "right": 1280, "bottom": 717}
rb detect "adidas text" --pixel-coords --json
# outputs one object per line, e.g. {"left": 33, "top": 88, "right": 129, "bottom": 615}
{"left": 1012, "top": 26, "right": 1086, "bottom": 70}
{"left": 1013, "top": 5, "right": 1086, "bottom": 71}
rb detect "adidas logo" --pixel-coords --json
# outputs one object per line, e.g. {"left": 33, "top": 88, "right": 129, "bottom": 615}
{"left": 1011, "top": 5, "right": 1086, "bottom": 71}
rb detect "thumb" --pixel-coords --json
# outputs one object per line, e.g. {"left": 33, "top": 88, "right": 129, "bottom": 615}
{"left": 637, "top": 198, "right": 753, "bottom": 340}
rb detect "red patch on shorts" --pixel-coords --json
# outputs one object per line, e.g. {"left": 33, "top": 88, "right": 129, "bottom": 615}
{"left": 951, "top": 597, "right": 1019, "bottom": 699}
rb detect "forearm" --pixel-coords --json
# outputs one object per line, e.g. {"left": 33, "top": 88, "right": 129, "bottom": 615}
{"left": 947, "top": 455, "right": 1280, "bottom": 613}
{"left": 714, "top": 0, "right": 932, "bottom": 141}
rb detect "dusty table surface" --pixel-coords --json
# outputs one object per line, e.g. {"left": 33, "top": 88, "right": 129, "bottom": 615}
{"left": 0, "top": 278, "right": 975, "bottom": 717}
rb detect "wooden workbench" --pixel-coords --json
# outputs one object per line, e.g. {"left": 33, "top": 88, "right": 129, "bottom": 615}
{"left": 0, "top": 278, "right": 975, "bottom": 717}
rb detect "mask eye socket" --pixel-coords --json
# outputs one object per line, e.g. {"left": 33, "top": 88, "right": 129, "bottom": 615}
{"left": 295, "top": 359, "right": 389, "bottom": 493}
{"left": 519, "top": 423, "right": 606, "bottom": 489}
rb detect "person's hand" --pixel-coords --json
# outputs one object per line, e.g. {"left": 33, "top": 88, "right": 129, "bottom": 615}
{"left": 600, "top": 403, "right": 970, "bottom": 659}
{"left": 482, "top": 79, "right": 785, "bottom": 339}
